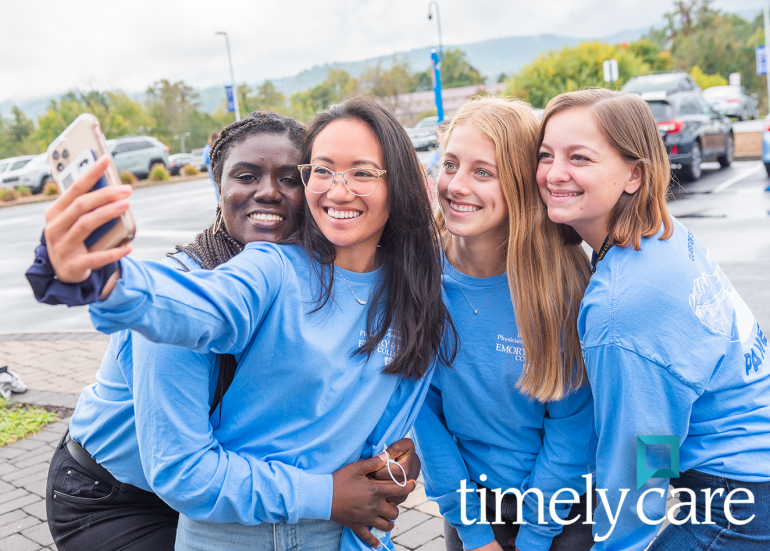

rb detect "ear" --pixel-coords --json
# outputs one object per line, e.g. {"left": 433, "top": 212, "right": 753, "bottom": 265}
{"left": 625, "top": 162, "right": 642, "bottom": 195}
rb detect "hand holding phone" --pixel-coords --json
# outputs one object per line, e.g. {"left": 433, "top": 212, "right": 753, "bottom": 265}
{"left": 43, "top": 155, "right": 132, "bottom": 288}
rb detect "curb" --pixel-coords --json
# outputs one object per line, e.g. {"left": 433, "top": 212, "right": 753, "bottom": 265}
{"left": 0, "top": 331, "right": 110, "bottom": 342}
{"left": 0, "top": 174, "right": 208, "bottom": 210}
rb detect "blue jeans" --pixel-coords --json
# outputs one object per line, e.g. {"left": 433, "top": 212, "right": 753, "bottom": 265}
{"left": 175, "top": 515, "right": 343, "bottom": 551}
{"left": 650, "top": 470, "right": 770, "bottom": 550}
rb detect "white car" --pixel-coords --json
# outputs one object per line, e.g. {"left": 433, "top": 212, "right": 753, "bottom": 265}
{"left": 0, "top": 155, "right": 37, "bottom": 190}
{"left": 5, "top": 154, "right": 52, "bottom": 194}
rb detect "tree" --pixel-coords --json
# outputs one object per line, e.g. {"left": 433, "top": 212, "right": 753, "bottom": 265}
{"left": 415, "top": 49, "right": 485, "bottom": 91}
{"left": 145, "top": 80, "right": 200, "bottom": 148}
{"left": 289, "top": 69, "right": 359, "bottom": 122}
{"left": 254, "top": 81, "right": 288, "bottom": 114}
{"left": 689, "top": 65, "right": 728, "bottom": 89}
{"left": 506, "top": 42, "right": 650, "bottom": 108}
{"left": 360, "top": 57, "right": 416, "bottom": 113}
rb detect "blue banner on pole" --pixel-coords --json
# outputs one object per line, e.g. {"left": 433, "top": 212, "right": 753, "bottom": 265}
{"left": 225, "top": 86, "right": 235, "bottom": 112}
{"left": 757, "top": 46, "right": 767, "bottom": 76}
{"left": 431, "top": 48, "right": 444, "bottom": 123}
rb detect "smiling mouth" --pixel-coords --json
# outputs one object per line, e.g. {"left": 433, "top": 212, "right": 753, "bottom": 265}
{"left": 325, "top": 207, "right": 362, "bottom": 219}
{"left": 249, "top": 212, "right": 284, "bottom": 222}
{"left": 549, "top": 190, "right": 584, "bottom": 198}
{"left": 449, "top": 200, "right": 481, "bottom": 213}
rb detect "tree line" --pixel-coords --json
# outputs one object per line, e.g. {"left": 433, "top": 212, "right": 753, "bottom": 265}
{"left": 0, "top": 0, "right": 762, "bottom": 160}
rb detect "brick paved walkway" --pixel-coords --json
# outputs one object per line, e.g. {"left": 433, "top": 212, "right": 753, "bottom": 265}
{"left": 0, "top": 331, "right": 446, "bottom": 550}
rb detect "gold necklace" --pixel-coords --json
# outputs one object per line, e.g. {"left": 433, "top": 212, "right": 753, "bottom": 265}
{"left": 452, "top": 271, "right": 506, "bottom": 314}
{"left": 334, "top": 266, "right": 378, "bottom": 305}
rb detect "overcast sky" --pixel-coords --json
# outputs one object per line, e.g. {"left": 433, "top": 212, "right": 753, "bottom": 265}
{"left": 0, "top": 0, "right": 761, "bottom": 104}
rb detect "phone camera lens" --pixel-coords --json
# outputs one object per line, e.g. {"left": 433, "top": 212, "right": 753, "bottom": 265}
{"left": 62, "top": 150, "right": 69, "bottom": 159}
{"left": 53, "top": 151, "right": 59, "bottom": 160}
{"left": 57, "top": 163, "right": 64, "bottom": 172}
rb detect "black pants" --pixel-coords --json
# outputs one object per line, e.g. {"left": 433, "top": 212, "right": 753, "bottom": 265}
{"left": 46, "top": 433, "right": 179, "bottom": 551}
{"left": 444, "top": 486, "right": 595, "bottom": 551}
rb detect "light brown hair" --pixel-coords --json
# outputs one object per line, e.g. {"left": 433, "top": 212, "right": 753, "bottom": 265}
{"left": 208, "top": 130, "right": 220, "bottom": 147}
{"left": 539, "top": 89, "right": 673, "bottom": 250}
{"left": 437, "top": 97, "right": 591, "bottom": 402}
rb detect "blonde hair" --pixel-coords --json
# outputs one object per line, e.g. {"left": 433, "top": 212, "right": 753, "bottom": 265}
{"left": 437, "top": 96, "right": 591, "bottom": 402}
{"left": 539, "top": 89, "right": 673, "bottom": 250}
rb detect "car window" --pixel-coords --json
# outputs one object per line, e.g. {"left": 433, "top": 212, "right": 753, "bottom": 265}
{"left": 678, "top": 97, "right": 698, "bottom": 115}
{"left": 11, "top": 159, "right": 31, "bottom": 170}
{"left": 136, "top": 141, "right": 154, "bottom": 150}
{"left": 647, "top": 101, "right": 673, "bottom": 121}
{"left": 0, "top": 163, "right": 8, "bottom": 172}
{"left": 622, "top": 75, "right": 678, "bottom": 93}
{"left": 112, "top": 143, "right": 129, "bottom": 154}
{"left": 697, "top": 97, "right": 713, "bottom": 115}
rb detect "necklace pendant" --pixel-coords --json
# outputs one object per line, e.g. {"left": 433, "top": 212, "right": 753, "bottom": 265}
{"left": 357, "top": 299, "right": 367, "bottom": 305}
{"left": 474, "top": 310, "right": 478, "bottom": 314}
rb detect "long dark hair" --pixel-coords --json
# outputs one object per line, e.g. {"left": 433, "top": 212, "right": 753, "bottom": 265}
{"left": 295, "top": 96, "right": 457, "bottom": 380}
{"left": 169, "top": 111, "right": 306, "bottom": 419}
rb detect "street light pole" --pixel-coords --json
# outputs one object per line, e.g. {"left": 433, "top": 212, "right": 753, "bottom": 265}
{"left": 764, "top": 3, "right": 770, "bottom": 114}
{"left": 216, "top": 31, "right": 241, "bottom": 122}
{"left": 427, "top": 1, "right": 443, "bottom": 59}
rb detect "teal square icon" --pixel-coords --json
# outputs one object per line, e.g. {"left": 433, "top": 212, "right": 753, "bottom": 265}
{"left": 637, "top": 435, "right": 680, "bottom": 489}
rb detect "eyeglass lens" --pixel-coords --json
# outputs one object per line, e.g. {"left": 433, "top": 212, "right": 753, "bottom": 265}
{"left": 300, "top": 165, "right": 380, "bottom": 196}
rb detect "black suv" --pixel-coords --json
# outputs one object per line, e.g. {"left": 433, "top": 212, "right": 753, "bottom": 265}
{"left": 643, "top": 91, "right": 734, "bottom": 181}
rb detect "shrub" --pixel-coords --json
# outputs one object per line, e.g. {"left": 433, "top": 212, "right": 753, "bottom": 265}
{"left": 182, "top": 164, "right": 200, "bottom": 176}
{"left": 16, "top": 185, "right": 31, "bottom": 197}
{"left": 0, "top": 188, "right": 19, "bottom": 202}
{"left": 120, "top": 171, "right": 137, "bottom": 185}
{"left": 149, "top": 165, "right": 170, "bottom": 181}
{"left": 43, "top": 181, "right": 59, "bottom": 196}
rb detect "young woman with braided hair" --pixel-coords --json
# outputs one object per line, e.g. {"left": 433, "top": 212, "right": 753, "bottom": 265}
{"left": 44, "top": 111, "right": 310, "bottom": 550}
{"left": 38, "top": 97, "right": 454, "bottom": 551}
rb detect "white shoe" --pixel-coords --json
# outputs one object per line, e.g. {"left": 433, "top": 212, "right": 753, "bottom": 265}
{"left": 0, "top": 366, "right": 27, "bottom": 399}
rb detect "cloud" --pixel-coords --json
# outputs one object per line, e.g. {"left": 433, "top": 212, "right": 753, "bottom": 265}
{"left": 0, "top": 0, "right": 758, "bottom": 104}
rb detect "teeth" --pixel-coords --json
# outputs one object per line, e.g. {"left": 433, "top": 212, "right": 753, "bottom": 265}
{"left": 551, "top": 191, "right": 582, "bottom": 197}
{"left": 327, "top": 208, "right": 362, "bottom": 219}
{"left": 250, "top": 213, "right": 284, "bottom": 221}
{"left": 450, "top": 201, "right": 481, "bottom": 212}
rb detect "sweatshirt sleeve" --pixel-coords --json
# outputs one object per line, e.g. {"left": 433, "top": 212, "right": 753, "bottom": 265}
{"left": 412, "top": 383, "right": 495, "bottom": 550}
{"left": 132, "top": 334, "right": 332, "bottom": 525}
{"left": 515, "top": 384, "right": 597, "bottom": 551}
{"left": 587, "top": 344, "right": 699, "bottom": 551}
{"left": 88, "top": 247, "right": 285, "bottom": 355}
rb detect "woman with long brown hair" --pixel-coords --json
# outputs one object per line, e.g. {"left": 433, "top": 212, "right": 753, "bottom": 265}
{"left": 412, "top": 96, "right": 597, "bottom": 551}
{"left": 536, "top": 88, "right": 770, "bottom": 550}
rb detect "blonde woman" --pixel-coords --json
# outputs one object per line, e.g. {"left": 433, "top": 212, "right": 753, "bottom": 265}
{"left": 536, "top": 89, "right": 770, "bottom": 550}
{"left": 412, "top": 97, "right": 597, "bottom": 551}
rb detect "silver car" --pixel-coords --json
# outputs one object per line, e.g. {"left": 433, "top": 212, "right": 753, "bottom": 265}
{"left": 0, "top": 155, "right": 36, "bottom": 189}
{"left": 407, "top": 116, "right": 439, "bottom": 151}
{"left": 107, "top": 136, "right": 169, "bottom": 178}
{"left": 2, "top": 154, "right": 52, "bottom": 194}
{"left": 703, "top": 85, "right": 759, "bottom": 121}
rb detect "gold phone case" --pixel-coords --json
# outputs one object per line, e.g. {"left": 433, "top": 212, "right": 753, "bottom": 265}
{"left": 47, "top": 114, "right": 135, "bottom": 251}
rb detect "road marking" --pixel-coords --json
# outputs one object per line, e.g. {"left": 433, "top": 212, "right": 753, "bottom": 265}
{"left": 709, "top": 163, "right": 764, "bottom": 194}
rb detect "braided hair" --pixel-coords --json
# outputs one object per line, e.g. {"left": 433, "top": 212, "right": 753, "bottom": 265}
{"left": 167, "top": 111, "right": 306, "bottom": 421}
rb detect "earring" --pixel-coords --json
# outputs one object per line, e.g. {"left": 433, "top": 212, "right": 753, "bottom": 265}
{"left": 213, "top": 207, "right": 223, "bottom": 235}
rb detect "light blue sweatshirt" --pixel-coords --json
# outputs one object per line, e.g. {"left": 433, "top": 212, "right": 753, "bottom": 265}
{"left": 413, "top": 261, "right": 597, "bottom": 551}
{"left": 582, "top": 217, "right": 770, "bottom": 550}
{"left": 89, "top": 243, "right": 432, "bottom": 550}
{"left": 67, "top": 252, "right": 212, "bottom": 491}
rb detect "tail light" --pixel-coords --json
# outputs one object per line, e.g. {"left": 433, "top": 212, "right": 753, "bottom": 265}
{"left": 671, "top": 145, "right": 678, "bottom": 154}
{"left": 657, "top": 120, "right": 685, "bottom": 134}
{"left": 725, "top": 99, "right": 739, "bottom": 103}
{"left": 764, "top": 119, "right": 770, "bottom": 132}
{"left": 164, "top": 146, "right": 170, "bottom": 153}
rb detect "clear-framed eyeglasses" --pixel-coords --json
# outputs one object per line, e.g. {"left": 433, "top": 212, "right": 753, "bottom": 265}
{"left": 298, "top": 164, "right": 386, "bottom": 197}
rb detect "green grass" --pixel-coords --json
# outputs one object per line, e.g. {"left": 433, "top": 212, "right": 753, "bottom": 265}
{"left": 0, "top": 397, "right": 59, "bottom": 447}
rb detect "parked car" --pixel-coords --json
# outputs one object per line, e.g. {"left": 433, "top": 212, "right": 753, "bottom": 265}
{"left": 0, "top": 155, "right": 36, "bottom": 189}
{"left": 407, "top": 116, "right": 439, "bottom": 151}
{"left": 189, "top": 148, "right": 207, "bottom": 171}
{"left": 643, "top": 90, "right": 734, "bottom": 181}
{"left": 703, "top": 85, "right": 759, "bottom": 121}
{"left": 168, "top": 153, "right": 193, "bottom": 176}
{"left": 2, "top": 154, "right": 52, "bottom": 194}
{"left": 622, "top": 72, "right": 700, "bottom": 95}
{"left": 107, "top": 136, "right": 169, "bottom": 178}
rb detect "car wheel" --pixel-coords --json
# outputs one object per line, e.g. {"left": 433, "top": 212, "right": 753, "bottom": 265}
{"left": 682, "top": 142, "right": 703, "bottom": 181}
{"left": 717, "top": 134, "right": 734, "bottom": 168}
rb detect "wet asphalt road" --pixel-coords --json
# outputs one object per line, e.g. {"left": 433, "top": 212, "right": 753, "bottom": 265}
{"left": 0, "top": 162, "right": 768, "bottom": 334}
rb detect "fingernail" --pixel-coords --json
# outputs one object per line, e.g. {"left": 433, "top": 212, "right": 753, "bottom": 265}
{"left": 114, "top": 200, "right": 129, "bottom": 209}
{"left": 377, "top": 452, "right": 387, "bottom": 463}
{"left": 118, "top": 185, "right": 132, "bottom": 193}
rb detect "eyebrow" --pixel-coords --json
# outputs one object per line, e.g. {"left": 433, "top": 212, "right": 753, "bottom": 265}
{"left": 540, "top": 142, "right": 601, "bottom": 156}
{"left": 229, "top": 162, "right": 299, "bottom": 172}
{"left": 311, "top": 156, "right": 382, "bottom": 169}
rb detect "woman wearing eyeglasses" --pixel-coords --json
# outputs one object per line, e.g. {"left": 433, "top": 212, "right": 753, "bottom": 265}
{"left": 412, "top": 97, "right": 597, "bottom": 551}
{"left": 35, "top": 96, "right": 457, "bottom": 551}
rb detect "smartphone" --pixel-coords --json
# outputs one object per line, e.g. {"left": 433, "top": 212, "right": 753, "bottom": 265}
{"left": 47, "top": 113, "right": 135, "bottom": 251}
